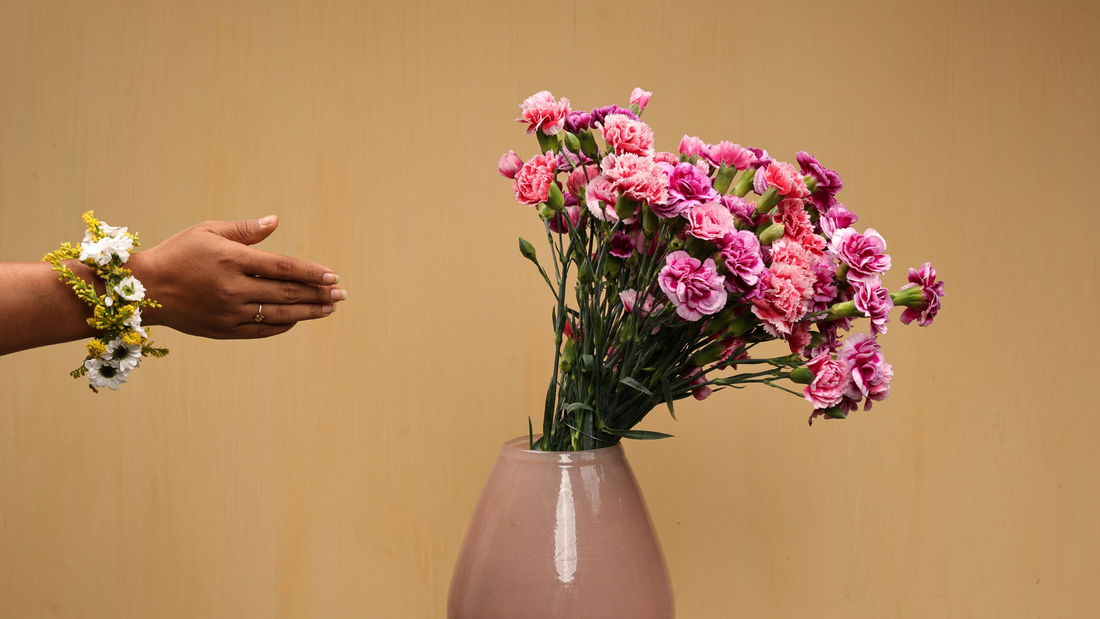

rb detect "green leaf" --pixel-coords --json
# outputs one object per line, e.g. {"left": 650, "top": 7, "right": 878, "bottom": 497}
{"left": 620, "top": 377, "right": 652, "bottom": 396}
{"left": 529, "top": 416, "right": 534, "bottom": 449}
{"left": 563, "top": 402, "right": 595, "bottom": 413}
{"left": 660, "top": 376, "right": 677, "bottom": 420}
{"left": 603, "top": 428, "right": 674, "bottom": 440}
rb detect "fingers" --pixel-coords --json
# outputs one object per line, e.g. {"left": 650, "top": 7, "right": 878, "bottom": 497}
{"left": 248, "top": 302, "right": 336, "bottom": 326}
{"left": 239, "top": 246, "right": 337, "bottom": 286}
{"left": 239, "top": 277, "right": 347, "bottom": 305}
{"left": 204, "top": 215, "right": 280, "bottom": 246}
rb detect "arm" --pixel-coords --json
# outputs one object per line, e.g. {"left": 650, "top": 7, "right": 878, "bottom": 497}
{"left": 0, "top": 215, "right": 346, "bottom": 356}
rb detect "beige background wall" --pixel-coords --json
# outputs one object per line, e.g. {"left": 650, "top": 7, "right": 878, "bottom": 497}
{"left": 2, "top": 1, "right": 1097, "bottom": 617}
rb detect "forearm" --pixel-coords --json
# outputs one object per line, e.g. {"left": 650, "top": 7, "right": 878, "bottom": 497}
{"left": 0, "top": 261, "right": 101, "bottom": 355}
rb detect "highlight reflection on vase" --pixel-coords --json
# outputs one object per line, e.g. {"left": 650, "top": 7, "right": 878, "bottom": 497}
{"left": 448, "top": 437, "right": 674, "bottom": 619}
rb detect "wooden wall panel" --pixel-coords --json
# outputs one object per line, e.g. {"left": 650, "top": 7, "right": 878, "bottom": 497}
{"left": 1, "top": 1, "right": 1097, "bottom": 616}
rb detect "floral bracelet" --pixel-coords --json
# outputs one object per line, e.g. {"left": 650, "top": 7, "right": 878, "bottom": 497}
{"left": 43, "top": 211, "right": 168, "bottom": 392}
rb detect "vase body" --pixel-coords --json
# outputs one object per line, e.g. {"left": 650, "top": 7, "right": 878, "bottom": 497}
{"left": 448, "top": 436, "right": 673, "bottom": 619}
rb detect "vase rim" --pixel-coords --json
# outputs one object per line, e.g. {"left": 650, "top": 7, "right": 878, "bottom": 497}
{"left": 499, "top": 435, "right": 625, "bottom": 465}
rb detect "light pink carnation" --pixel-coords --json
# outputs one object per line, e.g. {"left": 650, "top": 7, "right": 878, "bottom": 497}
{"left": 658, "top": 251, "right": 728, "bottom": 321}
{"left": 516, "top": 91, "right": 571, "bottom": 135}
{"left": 679, "top": 135, "right": 705, "bottom": 157}
{"left": 498, "top": 150, "right": 523, "bottom": 179}
{"left": 803, "top": 352, "right": 852, "bottom": 409}
{"left": 688, "top": 201, "right": 734, "bottom": 242}
{"left": 629, "top": 87, "right": 653, "bottom": 111}
{"left": 512, "top": 153, "right": 558, "bottom": 206}
{"left": 583, "top": 174, "right": 619, "bottom": 222}
{"left": 829, "top": 227, "right": 891, "bottom": 283}
{"left": 601, "top": 154, "right": 669, "bottom": 206}
{"left": 762, "top": 161, "right": 809, "bottom": 198}
{"left": 654, "top": 151, "right": 679, "bottom": 166}
{"left": 600, "top": 113, "right": 655, "bottom": 157}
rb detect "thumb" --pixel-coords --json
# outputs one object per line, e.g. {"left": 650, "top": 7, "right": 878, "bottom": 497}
{"left": 208, "top": 215, "right": 279, "bottom": 246}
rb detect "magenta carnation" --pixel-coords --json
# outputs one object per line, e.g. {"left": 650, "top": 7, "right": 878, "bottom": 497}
{"left": 829, "top": 227, "right": 891, "bottom": 283}
{"left": 600, "top": 113, "right": 655, "bottom": 157}
{"left": 852, "top": 277, "right": 894, "bottom": 335}
{"left": 608, "top": 231, "right": 635, "bottom": 258}
{"left": 717, "top": 230, "right": 765, "bottom": 293}
{"left": 658, "top": 251, "right": 728, "bottom": 321}
{"left": 512, "top": 153, "right": 558, "bottom": 206}
{"left": 820, "top": 204, "right": 858, "bottom": 238}
{"left": 721, "top": 195, "right": 761, "bottom": 227}
{"left": 838, "top": 333, "right": 893, "bottom": 410}
{"left": 796, "top": 151, "right": 843, "bottom": 212}
{"left": 601, "top": 154, "right": 669, "bottom": 207}
{"left": 660, "top": 162, "right": 718, "bottom": 218}
{"left": 590, "top": 105, "right": 637, "bottom": 125}
{"left": 516, "top": 91, "right": 571, "bottom": 136}
{"left": 803, "top": 351, "right": 852, "bottom": 409}
{"left": 563, "top": 110, "right": 593, "bottom": 133}
{"left": 899, "top": 262, "right": 946, "bottom": 327}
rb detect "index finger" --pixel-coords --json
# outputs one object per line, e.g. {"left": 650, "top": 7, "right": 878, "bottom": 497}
{"left": 240, "top": 247, "right": 338, "bottom": 285}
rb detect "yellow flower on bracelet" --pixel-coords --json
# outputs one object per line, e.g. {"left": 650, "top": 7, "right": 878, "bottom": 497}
{"left": 43, "top": 211, "right": 168, "bottom": 393}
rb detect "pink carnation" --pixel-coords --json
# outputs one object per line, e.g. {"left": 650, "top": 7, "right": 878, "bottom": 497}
{"left": 838, "top": 333, "right": 893, "bottom": 410}
{"left": 803, "top": 352, "right": 852, "bottom": 410}
{"left": 853, "top": 277, "right": 893, "bottom": 335}
{"left": 679, "top": 135, "right": 705, "bottom": 157}
{"left": 498, "top": 150, "right": 523, "bottom": 179}
{"left": 619, "top": 289, "right": 662, "bottom": 317}
{"left": 601, "top": 154, "right": 669, "bottom": 206}
{"left": 658, "top": 162, "right": 717, "bottom": 218}
{"left": 703, "top": 141, "right": 755, "bottom": 170}
{"left": 687, "top": 368, "right": 712, "bottom": 401}
{"left": 687, "top": 202, "right": 733, "bottom": 242}
{"left": 548, "top": 204, "right": 583, "bottom": 234}
{"left": 762, "top": 161, "right": 809, "bottom": 198}
{"left": 567, "top": 165, "right": 600, "bottom": 198}
{"left": 629, "top": 87, "right": 652, "bottom": 111}
{"left": 899, "top": 262, "right": 945, "bottom": 327}
{"left": 600, "top": 113, "right": 655, "bottom": 157}
{"left": 715, "top": 336, "right": 750, "bottom": 370}
{"left": 658, "top": 251, "right": 728, "bottom": 321}
{"left": 750, "top": 262, "right": 813, "bottom": 337}
{"left": 512, "top": 153, "right": 558, "bottom": 206}
{"left": 774, "top": 198, "right": 814, "bottom": 241}
{"left": 786, "top": 321, "right": 812, "bottom": 355}
{"left": 829, "top": 227, "right": 891, "bottom": 283}
{"left": 516, "top": 91, "right": 571, "bottom": 136}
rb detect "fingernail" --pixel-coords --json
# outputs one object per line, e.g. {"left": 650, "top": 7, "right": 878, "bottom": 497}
{"left": 331, "top": 288, "right": 348, "bottom": 301}
{"left": 322, "top": 272, "right": 340, "bottom": 285}
{"left": 322, "top": 304, "right": 335, "bottom": 315}
{"left": 259, "top": 215, "right": 277, "bottom": 227}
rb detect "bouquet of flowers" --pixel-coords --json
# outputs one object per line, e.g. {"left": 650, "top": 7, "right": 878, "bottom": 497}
{"left": 499, "top": 89, "right": 945, "bottom": 452}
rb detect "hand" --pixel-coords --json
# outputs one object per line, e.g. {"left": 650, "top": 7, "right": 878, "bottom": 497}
{"left": 130, "top": 215, "right": 345, "bottom": 339}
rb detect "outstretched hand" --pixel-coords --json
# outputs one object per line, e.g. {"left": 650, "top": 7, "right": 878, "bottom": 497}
{"left": 130, "top": 215, "right": 345, "bottom": 339}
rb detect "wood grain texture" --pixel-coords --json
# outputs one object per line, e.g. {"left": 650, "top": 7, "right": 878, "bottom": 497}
{"left": 1, "top": 0, "right": 1097, "bottom": 616}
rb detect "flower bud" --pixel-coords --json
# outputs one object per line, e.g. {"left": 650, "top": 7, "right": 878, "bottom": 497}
{"left": 789, "top": 367, "right": 814, "bottom": 384}
{"left": 518, "top": 237, "right": 537, "bottom": 262}
{"left": 579, "top": 131, "right": 599, "bottom": 158}
{"left": 754, "top": 187, "right": 780, "bottom": 215}
{"left": 563, "top": 131, "right": 582, "bottom": 153}
{"left": 615, "top": 195, "right": 639, "bottom": 220}
{"left": 758, "top": 222, "right": 785, "bottom": 246}
{"left": 546, "top": 182, "right": 565, "bottom": 211}
{"left": 642, "top": 204, "right": 659, "bottom": 237}
{"left": 536, "top": 130, "right": 559, "bottom": 156}
{"left": 713, "top": 164, "right": 737, "bottom": 195}
{"left": 498, "top": 150, "right": 523, "bottom": 179}
{"left": 725, "top": 312, "right": 759, "bottom": 337}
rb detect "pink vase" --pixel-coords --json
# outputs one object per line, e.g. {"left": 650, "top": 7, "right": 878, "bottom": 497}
{"left": 448, "top": 436, "right": 674, "bottom": 618}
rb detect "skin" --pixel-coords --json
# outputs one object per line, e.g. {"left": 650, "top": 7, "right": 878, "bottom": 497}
{"left": 0, "top": 215, "right": 346, "bottom": 356}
